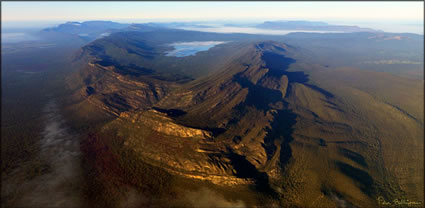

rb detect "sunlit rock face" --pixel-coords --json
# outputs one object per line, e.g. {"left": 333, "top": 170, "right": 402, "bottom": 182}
{"left": 108, "top": 110, "right": 250, "bottom": 186}
{"left": 70, "top": 40, "right": 295, "bottom": 188}
{"left": 119, "top": 110, "right": 212, "bottom": 139}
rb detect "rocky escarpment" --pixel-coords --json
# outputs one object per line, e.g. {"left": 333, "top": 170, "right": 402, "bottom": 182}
{"left": 89, "top": 41, "right": 298, "bottom": 189}
{"left": 105, "top": 109, "right": 253, "bottom": 185}
{"left": 67, "top": 57, "right": 173, "bottom": 118}
{"left": 68, "top": 40, "right": 299, "bottom": 187}
{"left": 119, "top": 110, "right": 212, "bottom": 139}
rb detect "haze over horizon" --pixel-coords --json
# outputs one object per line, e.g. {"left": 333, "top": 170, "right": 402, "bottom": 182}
{"left": 2, "top": 2, "right": 424, "bottom": 34}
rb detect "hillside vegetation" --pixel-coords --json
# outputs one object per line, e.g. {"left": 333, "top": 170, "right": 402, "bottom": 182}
{"left": 64, "top": 29, "right": 423, "bottom": 207}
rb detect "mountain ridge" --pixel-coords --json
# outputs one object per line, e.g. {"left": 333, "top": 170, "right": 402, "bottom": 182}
{"left": 60, "top": 28, "right": 423, "bottom": 207}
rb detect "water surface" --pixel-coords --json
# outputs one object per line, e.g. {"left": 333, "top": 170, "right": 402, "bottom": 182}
{"left": 165, "top": 41, "right": 227, "bottom": 57}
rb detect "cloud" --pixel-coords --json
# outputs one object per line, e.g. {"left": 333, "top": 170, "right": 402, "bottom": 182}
{"left": 328, "top": 191, "right": 354, "bottom": 208}
{"left": 119, "top": 187, "right": 148, "bottom": 208}
{"left": 184, "top": 187, "right": 246, "bottom": 208}
{"left": 6, "top": 100, "right": 84, "bottom": 207}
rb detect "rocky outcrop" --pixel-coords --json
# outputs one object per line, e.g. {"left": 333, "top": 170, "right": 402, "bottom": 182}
{"left": 71, "top": 40, "right": 295, "bottom": 188}
{"left": 119, "top": 110, "right": 212, "bottom": 139}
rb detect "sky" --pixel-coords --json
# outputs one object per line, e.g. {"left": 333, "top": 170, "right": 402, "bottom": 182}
{"left": 2, "top": 2, "right": 423, "bottom": 22}
{"left": 1, "top": 2, "right": 424, "bottom": 33}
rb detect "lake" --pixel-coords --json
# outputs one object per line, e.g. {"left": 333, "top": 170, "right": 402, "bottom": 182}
{"left": 165, "top": 41, "right": 228, "bottom": 57}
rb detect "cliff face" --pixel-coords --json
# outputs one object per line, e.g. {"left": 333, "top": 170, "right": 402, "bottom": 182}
{"left": 67, "top": 39, "right": 332, "bottom": 188}
{"left": 67, "top": 58, "right": 172, "bottom": 118}
{"left": 119, "top": 110, "right": 212, "bottom": 139}
{"left": 68, "top": 40, "right": 295, "bottom": 187}
{"left": 109, "top": 110, "right": 250, "bottom": 185}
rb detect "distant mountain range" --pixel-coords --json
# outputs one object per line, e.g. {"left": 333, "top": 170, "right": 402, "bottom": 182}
{"left": 42, "top": 21, "right": 129, "bottom": 34}
{"left": 42, "top": 20, "right": 382, "bottom": 37}
{"left": 256, "top": 20, "right": 380, "bottom": 32}
{"left": 41, "top": 21, "right": 130, "bottom": 41}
